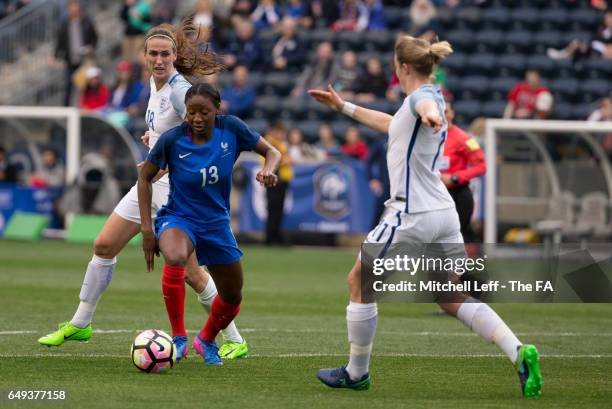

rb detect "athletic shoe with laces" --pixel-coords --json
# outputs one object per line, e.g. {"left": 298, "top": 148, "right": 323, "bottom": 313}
{"left": 192, "top": 335, "right": 223, "bottom": 365}
{"left": 38, "top": 322, "right": 92, "bottom": 347}
{"left": 516, "top": 344, "right": 542, "bottom": 398}
{"left": 173, "top": 335, "right": 188, "bottom": 362}
{"left": 316, "top": 366, "right": 370, "bottom": 390}
{"left": 218, "top": 339, "right": 249, "bottom": 359}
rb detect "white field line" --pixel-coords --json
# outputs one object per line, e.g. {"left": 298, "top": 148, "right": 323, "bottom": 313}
{"left": 1, "top": 353, "right": 611, "bottom": 359}
{"left": 3, "top": 329, "right": 612, "bottom": 337}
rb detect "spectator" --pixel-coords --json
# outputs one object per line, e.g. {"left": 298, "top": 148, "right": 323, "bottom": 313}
{"left": 287, "top": 127, "right": 322, "bottom": 162}
{"left": 341, "top": 126, "right": 368, "bottom": 160}
{"left": 0, "top": 146, "right": 18, "bottom": 183}
{"left": 316, "top": 123, "right": 342, "bottom": 158}
{"left": 309, "top": 0, "right": 340, "bottom": 28}
{"left": 120, "top": 0, "right": 152, "bottom": 62}
{"left": 108, "top": 60, "right": 144, "bottom": 111}
{"left": 355, "top": 56, "right": 388, "bottom": 102}
{"left": 331, "top": 0, "right": 361, "bottom": 32}
{"left": 30, "top": 147, "right": 64, "bottom": 188}
{"left": 386, "top": 72, "right": 402, "bottom": 102}
{"left": 263, "top": 121, "right": 293, "bottom": 245}
{"left": 221, "top": 65, "right": 256, "bottom": 117}
{"left": 224, "top": 20, "right": 262, "bottom": 70}
{"left": 80, "top": 66, "right": 109, "bottom": 111}
{"left": 230, "top": 0, "right": 254, "bottom": 27}
{"left": 357, "top": 0, "right": 386, "bottom": 31}
{"left": 503, "top": 69, "right": 551, "bottom": 119}
{"left": 366, "top": 139, "right": 389, "bottom": 228}
{"left": 588, "top": 96, "right": 612, "bottom": 122}
{"left": 283, "top": 0, "right": 314, "bottom": 29}
{"left": 151, "top": 0, "right": 178, "bottom": 25}
{"left": 292, "top": 41, "right": 338, "bottom": 96}
{"left": 406, "top": 0, "right": 443, "bottom": 42}
{"left": 548, "top": 10, "right": 612, "bottom": 61}
{"left": 334, "top": 50, "right": 361, "bottom": 98}
{"left": 192, "top": 0, "right": 229, "bottom": 50}
{"left": 251, "top": 0, "right": 281, "bottom": 30}
{"left": 592, "top": 10, "right": 612, "bottom": 59}
{"left": 271, "top": 17, "right": 307, "bottom": 72}
{"left": 54, "top": 0, "right": 98, "bottom": 106}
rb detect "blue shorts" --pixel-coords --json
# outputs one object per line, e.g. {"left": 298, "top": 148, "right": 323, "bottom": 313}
{"left": 155, "top": 215, "right": 243, "bottom": 266}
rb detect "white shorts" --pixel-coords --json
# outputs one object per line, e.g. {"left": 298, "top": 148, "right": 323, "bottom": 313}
{"left": 365, "top": 206, "right": 463, "bottom": 245}
{"left": 113, "top": 181, "right": 169, "bottom": 224}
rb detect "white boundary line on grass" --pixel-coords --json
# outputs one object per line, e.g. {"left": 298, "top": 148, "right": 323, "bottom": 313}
{"left": 3, "top": 329, "right": 612, "bottom": 337}
{"left": 1, "top": 353, "right": 612, "bottom": 359}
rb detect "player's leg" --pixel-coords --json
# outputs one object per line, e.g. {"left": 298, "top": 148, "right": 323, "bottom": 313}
{"left": 316, "top": 257, "right": 373, "bottom": 390}
{"left": 38, "top": 212, "right": 140, "bottom": 346}
{"left": 158, "top": 226, "right": 195, "bottom": 362}
{"left": 193, "top": 262, "right": 243, "bottom": 365}
{"left": 184, "top": 254, "right": 246, "bottom": 358}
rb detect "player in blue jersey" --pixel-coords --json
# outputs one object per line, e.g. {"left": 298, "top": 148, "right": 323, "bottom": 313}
{"left": 138, "top": 82, "right": 281, "bottom": 365}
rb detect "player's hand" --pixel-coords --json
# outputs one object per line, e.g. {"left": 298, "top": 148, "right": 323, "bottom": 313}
{"left": 141, "top": 131, "right": 150, "bottom": 148}
{"left": 256, "top": 170, "right": 278, "bottom": 187}
{"left": 142, "top": 229, "right": 159, "bottom": 272}
{"left": 369, "top": 179, "right": 383, "bottom": 195}
{"left": 421, "top": 112, "right": 443, "bottom": 133}
{"left": 307, "top": 84, "right": 344, "bottom": 112}
{"left": 440, "top": 174, "right": 453, "bottom": 187}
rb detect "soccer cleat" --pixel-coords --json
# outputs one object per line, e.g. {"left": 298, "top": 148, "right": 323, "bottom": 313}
{"left": 316, "top": 366, "right": 370, "bottom": 390}
{"left": 38, "top": 322, "right": 92, "bottom": 347}
{"left": 516, "top": 344, "right": 542, "bottom": 398}
{"left": 192, "top": 335, "right": 223, "bottom": 365}
{"left": 173, "top": 335, "right": 188, "bottom": 362}
{"left": 218, "top": 339, "right": 249, "bottom": 359}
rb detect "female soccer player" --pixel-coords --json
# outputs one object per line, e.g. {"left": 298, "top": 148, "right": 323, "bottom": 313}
{"left": 138, "top": 83, "right": 281, "bottom": 365}
{"left": 309, "top": 36, "right": 542, "bottom": 398}
{"left": 39, "top": 20, "right": 249, "bottom": 361}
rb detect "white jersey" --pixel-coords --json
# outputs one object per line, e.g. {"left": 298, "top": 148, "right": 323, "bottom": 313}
{"left": 145, "top": 71, "right": 191, "bottom": 184}
{"left": 385, "top": 84, "right": 455, "bottom": 214}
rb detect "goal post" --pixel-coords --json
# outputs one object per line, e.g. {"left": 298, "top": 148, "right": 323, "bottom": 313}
{"left": 484, "top": 119, "right": 612, "bottom": 243}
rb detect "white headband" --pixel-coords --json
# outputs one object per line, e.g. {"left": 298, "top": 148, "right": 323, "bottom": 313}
{"left": 145, "top": 34, "right": 176, "bottom": 48}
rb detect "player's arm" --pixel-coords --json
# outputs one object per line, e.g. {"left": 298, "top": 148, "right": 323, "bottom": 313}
{"left": 137, "top": 160, "right": 161, "bottom": 272}
{"left": 454, "top": 138, "right": 487, "bottom": 183}
{"left": 308, "top": 84, "right": 392, "bottom": 134}
{"left": 414, "top": 99, "right": 443, "bottom": 133}
{"left": 254, "top": 138, "right": 281, "bottom": 187}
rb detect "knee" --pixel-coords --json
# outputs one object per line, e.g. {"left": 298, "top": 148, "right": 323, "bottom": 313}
{"left": 163, "top": 250, "right": 190, "bottom": 267}
{"left": 93, "top": 237, "right": 116, "bottom": 258}
{"left": 220, "top": 290, "right": 242, "bottom": 306}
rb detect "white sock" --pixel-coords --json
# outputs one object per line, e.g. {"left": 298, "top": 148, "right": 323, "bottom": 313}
{"left": 70, "top": 255, "right": 116, "bottom": 328}
{"left": 457, "top": 297, "right": 522, "bottom": 364}
{"left": 197, "top": 278, "right": 243, "bottom": 343}
{"left": 346, "top": 302, "right": 377, "bottom": 380}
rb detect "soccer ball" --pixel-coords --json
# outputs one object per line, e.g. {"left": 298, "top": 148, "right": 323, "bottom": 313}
{"left": 131, "top": 329, "right": 176, "bottom": 373}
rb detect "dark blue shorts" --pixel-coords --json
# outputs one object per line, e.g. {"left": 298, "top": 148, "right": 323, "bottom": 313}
{"left": 155, "top": 215, "right": 243, "bottom": 266}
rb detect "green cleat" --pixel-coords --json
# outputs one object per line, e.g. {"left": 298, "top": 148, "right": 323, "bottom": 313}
{"left": 516, "top": 344, "right": 542, "bottom": 398}
{"left": 218, "top": 339, "right": 248, "bottom": 359}
{"left": 38, "top": 322, "right": 92, "bottom": 347}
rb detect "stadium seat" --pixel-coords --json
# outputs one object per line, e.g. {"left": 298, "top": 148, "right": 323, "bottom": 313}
{"left": 526, "top": 54, "right": 556, "bottom": 78}
{"left": 497, "top": 54, "right": 527, "bottom": 78}
{"left": 252, "top": 96, "right": 280, "bottom": 119}
{"left": 2, "top": 211, "right": 49, "bottom": 241}
{"left": 572, "top": 103, "right": 596, "bottom": 120}
{"left": 331, "top": 121, "right": 353, "bottom": 141}
{"left": 583, "top": 58, "right": 612, "bottom": 80}
{"left": 247, "top": 118, "right": 269, "bottom": 135}
{"left": 358, "top": 125, "right": 382, "bottom": 142}
{"left": 382, "top": 6, "right": 404, "bottom": 30}
{"left": 445, "top": 29, "right": 476, "bottom": 54}
{"left": 309, "top": 29, "right": 333, "bottom": 46}
{"left": 440, "top": 52, "right": 467, "bottom": 77}
{"left": 261, "top": 72, "right": 292, "bottom": 97}
{"left": 579, "top": 79, "right": 611, "bottom": 104}
{"left": 453, "top": 100, "right": 482, "bottom": 126}
{"left": 503, "top": 30, "right": 533, "bottom": 54}
{"left": 534, "top": 31, "right": 566, "bottom": 54}
{"left": 456, "top": 76, "right": 491, "bottom": 101}
{"left": 465, "top": 53, "right": 497, "bottom": 76}
{"left": 295, "top": 120, "right": 322, "bottom": 142}
{"left": 480, "top": 8, "right": 510, "bottom": 30}
{"left": 550, "top": 78, "right": 580, "bottom": 103}
{"left": 474, "top": 30, "right": 504, "bottom": 54}
{"left": 335, "top": 31, "right": 365, "bottom": 52}
{"left": 363, "top": 30, "right": 395, "bottom": 53}
{"left": 539, "top": 8, "right": 568, "bottom": 30}
{"left": 562, "top": 30, "right": 592, "bottom": 44}
{"left": 489, "top": 77, "right": 518, "bottom": 101}
{"left": 552, "top": 102, "right": 573, "bottom": 119}
{"left": 480, "top": 100, "right": 507, "bottom": 119}
{"left": 510, "top": 8, "right": 540, "bottom": 30}
{"left": 569, "top": 8, "right": 602, "bottom": 31}
{"left": 454, "top": 7, "right": 482, "bottom": 30}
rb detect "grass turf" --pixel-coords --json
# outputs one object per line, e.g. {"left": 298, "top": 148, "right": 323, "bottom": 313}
{"left": 1, "top": 240, "right": 611, "bottom": 408}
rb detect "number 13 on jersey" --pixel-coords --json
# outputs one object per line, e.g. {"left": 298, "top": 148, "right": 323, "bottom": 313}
{"left": 200, "top": 166, "right": 219, "bottom": 187}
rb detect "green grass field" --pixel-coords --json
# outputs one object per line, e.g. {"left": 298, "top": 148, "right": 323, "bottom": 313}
{"left": 1, "top": 240, "right": 611, "bottom": 408}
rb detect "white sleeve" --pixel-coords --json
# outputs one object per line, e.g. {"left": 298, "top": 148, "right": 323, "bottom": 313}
{"left": 170, "top": 79, "right": 191, "bottom": 119}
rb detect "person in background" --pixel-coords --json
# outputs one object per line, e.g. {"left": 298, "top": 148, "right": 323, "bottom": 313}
{"left": 335, "top": 50, "right": 361, "bottom": 99}
{"left": 405, "top": 0, "right": 443, "bottom": 42}
{"left": 264, "top": 121, "right": 293, "bottom": 245}
{"left": 588, "top": 96, "right": 612, "bottom": 122}
{"left": 316, "top": 123, "right": 342, "bottom": 158}
{"left": 291, "top": 41, "right": 337, "bottom": 96}
{"left": 283, "top": 0, "right": 313, "bottom": 29}
{"left": 223, "top": 20, "right": 261, "bottom": 70}
{"left": 221, "top": 65, "right": 256, "bottom": 117}
{"left": 271, "top": 17, "right": 306, "bottom": 72}
{"left": 441, "top": 99, "right": 486, "bottom": 242}
{"left": 366, "top": 139, "right": 389, "bottom": 229}
{"left": 504, "top": 69, "right": 550, "bottom": 119}
{"left": 109, "top": 60, "right": 144, "bottom": 111}
{"left": 287, "top": 127, "right": 322, "bottom": 163}
{"left": 0, "top": 146, "right": 18, "bottom": 183}
{"left": 54, "top": 0, "right": 98, "bottom": 106}
{"left": 30, "top": 147, "right": 64, "bottom": 188}
{"left": 331, "top": 0, "right": 361, "bottom": 32}
{"left": 80, "top": 67, "right": 109, "bottom": 111}
{"left": 251, "top": 0, "right": 281, "bottom": 30}
{"left": 342, "top": 126, "right": 368, "bottom": 161}
{"left": 355, "top": 57, "right": 389, "bottom": 102}
{"left": 121, "top": 0, "right": 152, "bottom": 62}
{"left": 358, "top": 0, "right": 386, "bottom": 31}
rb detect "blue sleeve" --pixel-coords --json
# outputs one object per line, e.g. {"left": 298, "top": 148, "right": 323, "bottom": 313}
{"left": 229, "top": 116, "right": 261, "bottom": 152}
{"left": 409, "top": 86, "right": 444, "bottom": 118}
{"left": 146, "top": 130, "right": 173, "bottom": 169}
{"left": 170, "top": 78, "right": 191, "bottom": 119}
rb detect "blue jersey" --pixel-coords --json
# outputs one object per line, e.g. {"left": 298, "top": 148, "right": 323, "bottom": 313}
{"left": 147, "top": 115, "right": 261, "bottom": 229}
